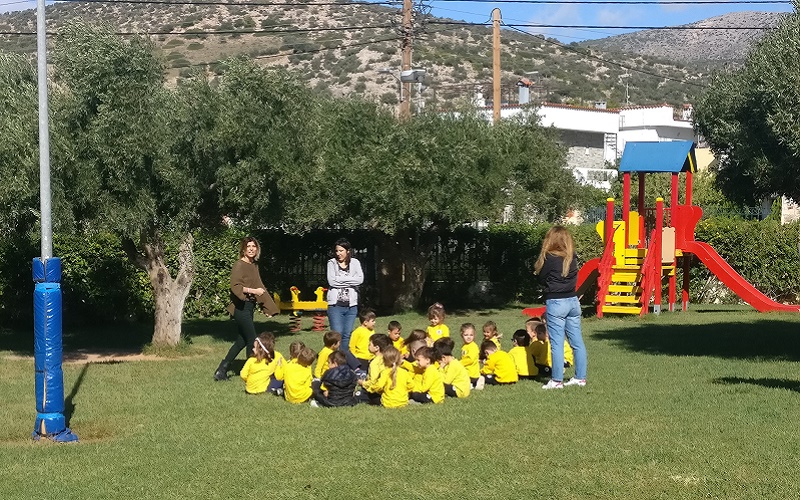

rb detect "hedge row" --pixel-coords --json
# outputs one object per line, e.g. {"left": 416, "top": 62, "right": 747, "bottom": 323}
{"left": 0, "top": 219, "right": 797, "bottom": 325}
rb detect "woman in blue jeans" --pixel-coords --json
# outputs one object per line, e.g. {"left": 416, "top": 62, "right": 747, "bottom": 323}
{"left": 326, "top": 238, "right": 364, "bottom": 352}
{"left": 534, "top": 226, "right": 588, "bottom": 390}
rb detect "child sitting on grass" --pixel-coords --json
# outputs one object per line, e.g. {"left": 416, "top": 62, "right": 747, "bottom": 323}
{"left": 404, "top": 329, "right": 427, "bottom": 350}
{"left": 388, "top": 320, "right": 405, "bottom": 354}
{"left": 410, "top": 347, "right": 445, "bottom": 404}
{"left": 368, "top": 346, "right": 414, "bottom": 408}
{"left": 482, "top": 320, "right": 502, "bottom": 350}
{"left": 277, "top": 346, "right": 316, "bottom": 404}
{"left": 314, "top": 331, "right": 342, "bottom": 380}
{"left": 433, "top": 337, "right": 471, "bottom": 399}
{"left": 349, "top": 308, "right": 377, "bottom": 370}
{"left": 312, "top": 351, "right": 358, "bottom": 408}
{"left": 459, "top": 323, "right": 482, "bottom": 389}
{"left": 358, "top": 334, "right": 392, "bottom": 404}
{"left": 426, "top": 302, "right": 450, "bottom": 345}
{"left": 480, "top": 340, "right": 518, "bottom": 385}
{"left": 530, "top": 322, "right": 574, "bottom": 378}
{"left": 508, "top": 329, "right": 538, "bottom": 379}
{"left": 240, "top": 333, "right": 277, "bottom": 395}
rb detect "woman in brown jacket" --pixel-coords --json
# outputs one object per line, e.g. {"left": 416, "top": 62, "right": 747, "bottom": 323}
{"left": 214, "top": 236, "right": 271, "bottom": 381}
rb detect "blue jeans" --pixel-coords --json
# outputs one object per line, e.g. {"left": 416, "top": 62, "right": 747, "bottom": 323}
{"left": 545, "top": 296, "right": 587, "bottom": 382}
{"left": 327, "top": 305, "right": 358, "bottom": 352}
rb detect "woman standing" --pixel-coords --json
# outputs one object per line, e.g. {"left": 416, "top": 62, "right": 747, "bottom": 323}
{"left": 214, "top": 236, "right": 269, "bottom": 381}
{"left": 534, "top": 226, "right": 588, "bottom": 390}
{"left": 326, "top": 238, "right": 364, "bottom": 353}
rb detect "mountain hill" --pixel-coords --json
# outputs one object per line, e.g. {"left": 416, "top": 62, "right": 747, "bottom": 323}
{"left": 581, "top": 11, "right": 787, "bottom": 65}
{"left": 0, "top": 3, "right": 774, "bottom": 108}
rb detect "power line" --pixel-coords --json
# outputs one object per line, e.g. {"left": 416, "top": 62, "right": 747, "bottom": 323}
{"left": 0, "top": 23, "right": 396, "bottom": 35}
{"left": 504, "top": 24, "right": 709, "bottom": 88}
{"left": 431, "top": 20, "right": 778, "bottom": 30}
{"left": 431, "top": 0, "right": 790, "bottom": 4}
{"left": 48, "top": 0, "right": 394, "bottom": 5}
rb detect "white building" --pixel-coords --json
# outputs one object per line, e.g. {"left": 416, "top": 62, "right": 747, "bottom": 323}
{"left": 478, "top": 100, "right": 699, "bottom": 190}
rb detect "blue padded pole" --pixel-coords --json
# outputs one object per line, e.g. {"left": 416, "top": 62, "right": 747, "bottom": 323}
{"left": 32, "top": 257, "right": 78, "bottom": 442}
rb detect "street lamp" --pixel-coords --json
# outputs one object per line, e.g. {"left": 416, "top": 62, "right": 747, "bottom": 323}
{"left": 379, "top": 68, "right": 427, "bottom": 115}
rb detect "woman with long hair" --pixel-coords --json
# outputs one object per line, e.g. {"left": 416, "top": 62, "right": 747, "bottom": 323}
{"left": 214, "top": 236, "right": 270, "bottom": 381}
{"left": 326, "top": 238, "right": 364, "bottom": 352}
{"left": 533, "top": 226, "right": 587, "bottom": 389}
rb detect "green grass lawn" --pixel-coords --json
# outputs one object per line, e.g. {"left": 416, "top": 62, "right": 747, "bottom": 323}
{"left": 3, "top": 305, "right": 800, "bottom": 499}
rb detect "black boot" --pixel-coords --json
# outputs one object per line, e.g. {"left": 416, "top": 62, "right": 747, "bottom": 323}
{"left": 213, "top": 360, "right": 229, "bottom": 381}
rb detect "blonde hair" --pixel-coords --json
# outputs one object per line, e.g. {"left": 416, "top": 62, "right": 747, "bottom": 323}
{"left": 382, "top": 346, "right": 401, "bottom": 390}
{"left": 534, "top": 225, "right": 575, "bottom": 277}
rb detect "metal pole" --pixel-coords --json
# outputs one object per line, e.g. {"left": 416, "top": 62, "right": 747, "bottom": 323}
{"left": 37, "top": 0, "right": 52, "bottom": 259}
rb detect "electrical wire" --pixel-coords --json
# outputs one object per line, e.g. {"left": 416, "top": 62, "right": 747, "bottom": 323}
{"left": 0, "top": 23, "right": 396, "bottom": 35}
{"left": 430, "top": 19, "right": 778, "bottom": 29}
{"left": 431, "top": 0, "right": 790, "bottom": 4}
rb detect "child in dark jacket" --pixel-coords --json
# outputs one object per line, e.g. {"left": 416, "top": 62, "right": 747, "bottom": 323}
{"left": 312, "top": 351, "right": 358, "bottom": 407}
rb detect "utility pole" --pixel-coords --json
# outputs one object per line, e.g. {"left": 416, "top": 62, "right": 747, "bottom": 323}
{"left": 492, "top": 8, "right": 501, "bottom": 124}
{"left": 400, "top": 0, "right": 413, "bottom": 119}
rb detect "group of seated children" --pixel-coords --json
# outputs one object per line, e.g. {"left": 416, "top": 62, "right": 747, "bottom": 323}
{"left": 238, "top": 303, "right": 573, "bottom": 408}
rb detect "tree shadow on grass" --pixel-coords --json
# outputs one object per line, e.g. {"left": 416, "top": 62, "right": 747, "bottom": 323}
{"left": 181, "top": 315, "right": 296, "bottom": 343}
{"left": 713, "top": 376, "right": 800, "bottom": 393}
{"left": 593, "top": 319, "right": 800, "bottom": 361}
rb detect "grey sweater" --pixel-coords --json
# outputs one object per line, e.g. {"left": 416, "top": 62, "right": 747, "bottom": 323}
{"left": 326, "top": 258, "right": 364, "bottom": 307}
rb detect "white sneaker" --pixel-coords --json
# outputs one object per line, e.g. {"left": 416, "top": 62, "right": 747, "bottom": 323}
{"left": 474, "top": 376, "right": 486, "bottom": 391}
{"left": 564, "top": 378, "right": 586, "bottom": 387}
{"left": 309, "top": 400, "right": 319, "bottom": 408}
{"left": 542, "top": 380, "right": 564, "bottom": 390}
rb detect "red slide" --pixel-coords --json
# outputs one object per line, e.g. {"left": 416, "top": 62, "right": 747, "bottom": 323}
{"left": 522, "top": 258, "right": 600, "bottom": 317}
{"left": 683, "top": 240, "right": 800, "bottom": 313}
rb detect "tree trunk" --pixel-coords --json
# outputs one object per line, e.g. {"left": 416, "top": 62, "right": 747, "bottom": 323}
{"left": 376, "top": 229, "right": 435, "bottom": 313}
{"left": 123, "top": 232, "right": 195, "bottom": 346}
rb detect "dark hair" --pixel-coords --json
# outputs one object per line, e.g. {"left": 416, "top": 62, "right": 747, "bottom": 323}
{"left": 534, "top": 323, "right": 548, "bottom": 337}
{"left": 297, "top": 347, "right": 316, "bottom": 367}
{"left": 525, "top": 316, "right": 544, "bottom": 326}
{"left": 369, "top": 333, "right": 392, "bottom": 352}
{"left": 406, "top": 340, "right": 427, "bottom": 360}
{"left": 328, "top": 350, "right": 348, "bottom": 367}
{"left": 512, "top": 329, "right": 530, "bottom": 347}
{"left": 387, "top": 320, "right": 402, "bottom": 331}
{"left": 323, "top": 331, "right": 342, "bottom": 348}
{"left": 359, "top": 308, "right": 377, "bottom": 324}
{"left": 334, "top": 238, "right": 353, "bottom": 265}
{"left": 415, "top": 346, "right": 438, "bottom": 362}
{"left": 404, "top": 329, "right": 427, "bottom": 346}
{"left": 238, "top": 236, "right": 261, "bottom": 261}
{"left": 480, "top": 339, "right": 498, "bottom": 359}
{"left": 433, "top": 337, "right": 455, "bottom": 357}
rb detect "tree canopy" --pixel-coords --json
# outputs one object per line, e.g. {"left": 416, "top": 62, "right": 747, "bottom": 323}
{"left": 693, "top": 4, "right": 800, "bottom": 205}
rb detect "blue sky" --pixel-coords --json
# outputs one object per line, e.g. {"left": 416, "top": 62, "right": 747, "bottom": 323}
{"left": 0, "top": 0, "right": 794, "bottom": 41}
{"left": 427, "top": 0, "right": 794, "bottom": 41}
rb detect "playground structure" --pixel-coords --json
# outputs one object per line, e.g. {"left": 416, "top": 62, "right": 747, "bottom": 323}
{"left": 273, "top": 286, "right": 328, "bottom": 332}
{"left": 525, "top": 141, "right": 800, "bottom": 318}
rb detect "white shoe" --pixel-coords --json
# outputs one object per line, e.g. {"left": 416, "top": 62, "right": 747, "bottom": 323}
{"left": 542, "top": 380, "right": 564, "bottom": 390}
{"left": 564, "top": 378, "right": 586, "bottom": 387}
{"left": 309, "top": 400, "right": 320, "bottom": 408}
{"left": 474, "top": 376, "right": 486, "bottom": 391}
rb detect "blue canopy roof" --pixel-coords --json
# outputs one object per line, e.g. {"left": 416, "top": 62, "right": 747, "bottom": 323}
{"left": 619, "top": 141, "right": 697, "bottom": 174}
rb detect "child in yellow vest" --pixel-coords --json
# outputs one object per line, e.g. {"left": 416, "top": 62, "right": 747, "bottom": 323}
{"left": 426, "top": 302, "right": 450, "bottom": 345}
{"left": 358, "top": 334, "right": 391, "bottom": 404}
{"left": 409, "top": 347, "right": 445, "bottom": 404}
{"left": 509, "top": 329, "right": 538, "bottom": 379}
{"left": 480, "top": 340, "right": 518, "bottom": 385}
{"left": 349, "top": 308, "right": 377, "bottom": 370}
{"left": 240, "top": 333, "right": 279, "bottom": 395}
{"left": 388, "top": 320, "right": 405, "bottom": 355}
{"left": 433, "top": 337, "right": 471, "bottom": 398}
{"left": 314, "top": 331, "right": 342, "bottom": 380}
{"left": 459, "top": 323, "right": 483, "bottom": 389}
{"left": 277, "top": 346, "right": 316, "bottom": 404}
{"left": 530, "top": 322, "right": 574, "bottom": 377}
{"left": 368, "top": 346, "right": 414, "bottom": 408}
{"left": 482, "top": 320, "right": 502, "bottom": 350}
